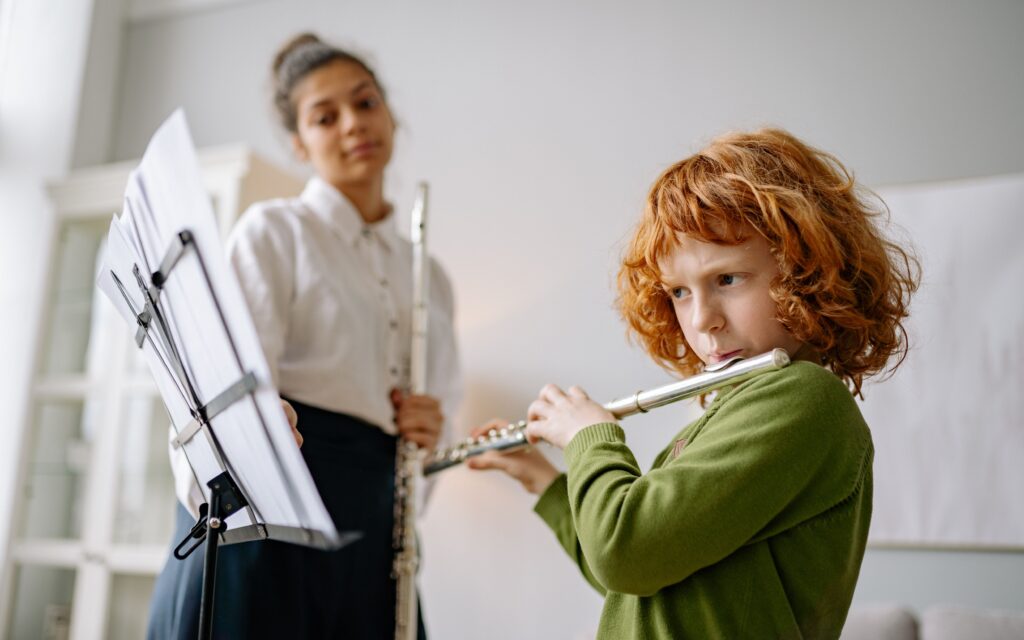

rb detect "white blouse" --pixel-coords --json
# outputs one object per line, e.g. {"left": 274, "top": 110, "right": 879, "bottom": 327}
{"left": 171, "top": 176, "right": 461, "bottom": 516}
{"left": 226, "top": 176, "right": 463, "bottom": 437}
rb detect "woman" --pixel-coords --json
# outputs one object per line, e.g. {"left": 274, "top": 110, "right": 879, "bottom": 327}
{"left": 147, "top": 33, "right": 461, "bottom": 640}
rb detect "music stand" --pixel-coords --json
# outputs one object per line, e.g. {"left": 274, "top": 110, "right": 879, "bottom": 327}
{"left": 97, "top": 111, "right": 359, "bottom": 640}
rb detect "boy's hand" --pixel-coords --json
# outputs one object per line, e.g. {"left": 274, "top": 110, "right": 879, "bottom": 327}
{"left": 391, "top": 389, "right": 443, "bottom": 453}
{"left": 466, "top": 419, "right": 561, "bottom": 495}
{"left": 525, "top": 384, "right": 616, "bottom": 449}
{"left": 281, "top": 398, "right": 302, "bottom": 447}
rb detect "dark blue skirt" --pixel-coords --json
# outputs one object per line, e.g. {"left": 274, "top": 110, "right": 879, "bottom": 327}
{"left": 146, "top": 400, "right": 427, "bottom": 639}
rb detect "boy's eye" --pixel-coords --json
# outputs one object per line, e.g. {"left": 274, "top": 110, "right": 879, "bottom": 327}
{"left": 718, "top": 274, "right": 742, "bottom": 286}
{"left": 358, "top": 97, "right": 380, "bottom": 109}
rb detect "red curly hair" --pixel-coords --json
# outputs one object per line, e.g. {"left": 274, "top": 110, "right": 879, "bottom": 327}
{"left": 618, "top": 128, "right": 919, "bottom": 396}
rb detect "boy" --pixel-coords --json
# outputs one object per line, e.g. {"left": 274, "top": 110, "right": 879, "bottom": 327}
{"left": 468, "top": 128, "right": 919, "bottom": 638}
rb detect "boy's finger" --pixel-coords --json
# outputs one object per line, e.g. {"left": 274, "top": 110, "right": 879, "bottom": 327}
{"left": 539, "top": 383, "right": 567, "bottom": 404}
{"left": 524, "top": 420, "right": 546, "bottom": 445}
{"left": 467, "top": 451, "right": 512, "bottom": 472}
{"left": 567, "top": 385, "right": 589, "bottom": 400}
{"left": 527, "top": 399, "right": 551, "bottom": 421}
{"left": 469, "top": 418, "right": 510, "bottom": 439}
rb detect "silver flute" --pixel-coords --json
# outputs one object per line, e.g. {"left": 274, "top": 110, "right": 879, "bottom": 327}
{"left": 393, "top": 182, "right": 429, "bottom": 640}
{"left": 423, "top": 348, "right": 791, "bottom": 476}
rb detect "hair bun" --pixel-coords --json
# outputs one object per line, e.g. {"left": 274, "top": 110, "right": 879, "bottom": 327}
{"left": 272, "top": 32, "right": 323, "bottom": 78}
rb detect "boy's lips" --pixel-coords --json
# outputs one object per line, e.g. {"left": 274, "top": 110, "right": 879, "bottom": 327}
{"left": 709, "top": 349, "right": 743, "bottom": 363}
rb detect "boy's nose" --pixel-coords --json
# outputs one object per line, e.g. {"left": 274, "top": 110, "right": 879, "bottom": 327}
{"left": 691, "top": 298, "right": 724, "bottom": 333}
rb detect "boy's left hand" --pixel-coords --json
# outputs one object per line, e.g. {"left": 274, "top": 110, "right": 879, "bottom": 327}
{"left": 525, "top": 384, "right": 616, "bottom": 450}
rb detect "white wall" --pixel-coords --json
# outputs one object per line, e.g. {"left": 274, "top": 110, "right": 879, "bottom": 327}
{"left": 0, "top": 0, "right": 104, "bottom": 591}
{"left": 9, "top": 0, "right": 1024, "bottom": 637}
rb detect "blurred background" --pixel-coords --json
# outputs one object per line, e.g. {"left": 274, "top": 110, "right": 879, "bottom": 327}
{"left": 1, "top": 0, "right": 1022, "bottom": 638}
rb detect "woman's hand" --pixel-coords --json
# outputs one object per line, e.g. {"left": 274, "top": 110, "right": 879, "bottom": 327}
{"left": 525, "top": 384, "right": 616, "bottom": 450}
{"left": 281, "top": 398, "right": 303, "bottom": 447}
{"left": 466, "top": 419, "right": 561, "bottom": 495}
{"left": 391, "top": 389, "right": 443, "bottom": 453}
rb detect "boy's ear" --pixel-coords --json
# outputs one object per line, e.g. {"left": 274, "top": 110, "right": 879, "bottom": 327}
{"left": 291, "top": 134, "right": 309, "bottom": 162}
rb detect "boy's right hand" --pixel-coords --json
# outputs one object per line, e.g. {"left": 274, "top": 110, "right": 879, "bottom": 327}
{"left": 466, "top": 419, "right": 561, "bottom": 495}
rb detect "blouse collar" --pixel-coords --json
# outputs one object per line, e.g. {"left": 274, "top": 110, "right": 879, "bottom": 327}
{"left": 300, "top": 176, "right": 397, "bottom": 251}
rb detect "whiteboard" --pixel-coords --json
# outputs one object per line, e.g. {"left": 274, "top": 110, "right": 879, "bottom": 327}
{"left": 862, "top": 173, "right": 1024, "bottom": 548}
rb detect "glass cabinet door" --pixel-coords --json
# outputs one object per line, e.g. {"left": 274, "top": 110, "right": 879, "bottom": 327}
{"left": 19, "top": 399, "right": 97, "bottom": 541}
{"left": 6, "top": 217, "right": 116, "bottom": 640}
{"left": 40, "top": 219, "right": 110, "bottom": 377}
{"left": 5, "top": 564, "right": 76, "bottom": 640}
{"left": 113, "top": 394, "right": 176, "bottom": 546}
{"left": 105, "top": 573, "right": 156, "bottom": 640}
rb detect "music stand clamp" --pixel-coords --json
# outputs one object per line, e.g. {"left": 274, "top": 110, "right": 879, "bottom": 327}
{"left": 170, "top": 471, "right": 249, "bottom": 639}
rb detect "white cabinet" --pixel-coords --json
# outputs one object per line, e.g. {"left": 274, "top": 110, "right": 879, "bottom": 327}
{"left": 0, "top": 147, "right": 304, "bottom": 640}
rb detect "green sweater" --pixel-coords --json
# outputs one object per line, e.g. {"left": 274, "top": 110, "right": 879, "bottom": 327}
{"left": 534, "top": 361, "right": 872, "bottom": 639}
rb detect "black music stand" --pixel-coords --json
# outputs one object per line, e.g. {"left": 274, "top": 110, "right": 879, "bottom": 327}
{"left": 109, "top": 229, "right": 359, "bottom": 640}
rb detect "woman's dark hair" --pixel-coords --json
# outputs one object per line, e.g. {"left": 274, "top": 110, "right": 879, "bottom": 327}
{"left": 272, "top": 33, "right": 385, "bottom": 133}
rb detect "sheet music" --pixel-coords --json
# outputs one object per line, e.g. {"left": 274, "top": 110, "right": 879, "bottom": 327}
{"left": 96, "top": 109, "right": 338, "bottom": 543}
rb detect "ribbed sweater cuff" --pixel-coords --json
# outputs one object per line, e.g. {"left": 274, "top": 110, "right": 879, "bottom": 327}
{"left": 564, "top": 422, "right": 626, "bottom": 467}
{"left": 533, "top": 473, "right": 569, "bottom": 523}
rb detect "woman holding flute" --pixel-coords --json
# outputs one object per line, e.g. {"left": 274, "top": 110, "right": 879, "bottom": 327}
{"left": 146, "top": 32, "right": 461, "bottom": 640}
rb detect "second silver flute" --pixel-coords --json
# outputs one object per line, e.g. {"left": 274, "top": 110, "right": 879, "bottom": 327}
{"left": 393, "top": 182, "right": 429, "bottom": 640}
{"left": 423, "top": 348, "right": 791, "bottom": 476}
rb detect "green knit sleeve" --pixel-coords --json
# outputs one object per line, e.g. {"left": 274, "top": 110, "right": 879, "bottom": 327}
{"left": 562, "top": 362, "right": 871, "bottom": 597}
{"left": 534, "top": 473, "right": 608, "bottom": 596}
